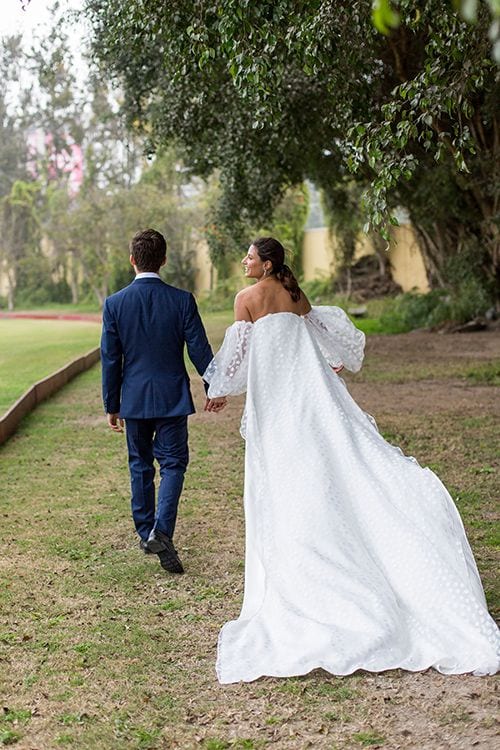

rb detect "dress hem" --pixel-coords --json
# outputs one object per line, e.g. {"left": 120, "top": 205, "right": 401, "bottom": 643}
{"left": 216, "top": 656, "right": 499, "bottom": 685}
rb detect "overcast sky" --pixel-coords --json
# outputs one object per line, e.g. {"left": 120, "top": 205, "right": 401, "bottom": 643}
{"left": 1, "top": 0, "right": 83, "bottom": 41}
{"left": 1, "top": 0, "right": 89, "bottom": 99}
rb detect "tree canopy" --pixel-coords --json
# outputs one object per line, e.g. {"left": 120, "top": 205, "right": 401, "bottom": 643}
{"left": 84, "top": 0, "right": 499, "bottom": 300}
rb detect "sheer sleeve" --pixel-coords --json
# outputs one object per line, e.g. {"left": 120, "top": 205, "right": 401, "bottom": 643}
{"left": 203, "top": 321, "right": 253, "bottom": 397}
{"left": 303, "top": 306, "right": 365, "bottom": 373}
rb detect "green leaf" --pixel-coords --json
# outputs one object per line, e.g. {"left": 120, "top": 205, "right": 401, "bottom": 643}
{"left": 371, "top": 0, "right": 400, "bottom": 35}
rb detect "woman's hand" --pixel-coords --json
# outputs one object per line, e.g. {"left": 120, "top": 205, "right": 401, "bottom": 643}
{"left": 204, "top": 397, "right": 228, "bottom": 413}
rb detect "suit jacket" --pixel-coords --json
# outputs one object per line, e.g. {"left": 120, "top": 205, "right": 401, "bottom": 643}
{"left": 101, "top": 277, "right": 213, "bottom": 419}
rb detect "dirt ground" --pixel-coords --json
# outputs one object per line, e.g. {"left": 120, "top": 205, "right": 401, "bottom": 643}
{"left": 350, "top": 330, "right": 500, "bottom": 415}
{"left": 190, "top": 329, "right": 500, "bottom": 750}
{"left": 0, "top": 327, "right": 498, "bottom": 750}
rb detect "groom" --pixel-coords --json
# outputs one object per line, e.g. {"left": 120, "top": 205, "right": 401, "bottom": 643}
{"left": 101, "top": 228, "right": 225, "bottom": 573}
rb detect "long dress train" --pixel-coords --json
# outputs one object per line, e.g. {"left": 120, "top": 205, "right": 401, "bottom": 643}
{"left": 204, "top": 307, "right": 499, "bottom": 684}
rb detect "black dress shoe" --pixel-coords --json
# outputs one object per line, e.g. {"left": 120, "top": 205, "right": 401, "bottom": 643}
{"left": 158, "top": 546, "right": 184, "bottom": 574}
{"left": 147, "top": 529, "right": 184, "bottom": 574}
{"left": 139, "top": 539, "right": 154, "bottom": 555}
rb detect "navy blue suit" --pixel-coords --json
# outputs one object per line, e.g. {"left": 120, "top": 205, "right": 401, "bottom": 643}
{"left": 101, "top": 276, "right": 213, "bottom": 541}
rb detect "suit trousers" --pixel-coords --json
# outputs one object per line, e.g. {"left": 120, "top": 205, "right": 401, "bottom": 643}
{"left": 125, "top": 416, "right": 189, "bottom": 541}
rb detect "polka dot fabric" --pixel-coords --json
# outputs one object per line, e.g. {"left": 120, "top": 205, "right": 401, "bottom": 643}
{"left": 204, "top": 309, "right": 500, "bottom": 683}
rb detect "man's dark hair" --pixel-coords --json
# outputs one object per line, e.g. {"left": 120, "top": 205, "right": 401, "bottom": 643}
{"left": 130, "top": 229, "right": 167, "bottom": 272}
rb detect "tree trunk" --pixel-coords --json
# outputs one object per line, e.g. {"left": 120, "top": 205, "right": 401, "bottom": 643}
{"left": 70, "top": 278, "right": 79, "bottom": 305}
{"left": 68, "top": 251, "right": 79, "bottom": 305}
{"left": 6, "top": 269, "right": 15, "bottom": 311}
{"left": 370, "top": 233, "right": 390, "bottom": 278}
{"left": 412, "top": 223, "right": 446, "bottom": 289}
{"left": 91, "top": 278, "right": 109, "bottom": 309}
{"left": 91, "top": 285, "right": 105, "bottom": 309}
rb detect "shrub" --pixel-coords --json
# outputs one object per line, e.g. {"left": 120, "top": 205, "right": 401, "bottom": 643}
{"left": 380, "top": 278, "right": 493, "bottom": 332}
{"left": 198, "top": 276, "right": 244, "bottom": 312}
{"left": 301, "top": 277, "right": 333, "bottom": 304}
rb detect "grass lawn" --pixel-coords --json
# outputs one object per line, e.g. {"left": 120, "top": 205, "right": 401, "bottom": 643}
{"left": 0, "top": 315, "right": 498, "bottom": 749}
{"left": 0, "top": 320, "right": 101, "bottom": 414}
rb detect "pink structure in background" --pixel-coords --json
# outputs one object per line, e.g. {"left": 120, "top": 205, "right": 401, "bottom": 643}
{"left": 27, "top": 129, "right": 83, "bottom": 194}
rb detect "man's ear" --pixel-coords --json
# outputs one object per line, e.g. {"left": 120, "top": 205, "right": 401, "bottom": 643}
{"left": 129, "top": 254, "right": 135, "bottom": 267}
{"left": 160, "top": 256, "right": 167, "bottom": 267}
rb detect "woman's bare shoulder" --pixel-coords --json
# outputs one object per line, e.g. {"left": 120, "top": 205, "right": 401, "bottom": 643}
{"left": 234, "top": 286, "right": 255, "bottom": 321}
{"left": 235, "top": 285, "right": 254, "bottom": 299}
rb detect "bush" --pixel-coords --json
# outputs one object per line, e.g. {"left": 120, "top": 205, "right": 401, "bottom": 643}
{"left": 198, "top": 276, "right": 245, "bottom": 312}
{"left": 445, "top": 277, "right": 492, "bottom": 324}
{"left": 300, "top": 277, "right": 337, "bottom": 305}
{"left": 380, "top": 290, "right": 446, "bottom": 332}
{"left": 15, "top": 279, "right": 72, "bottom": 309}
{"left": 380, "top": 278, "right": 493, "bottom": 332}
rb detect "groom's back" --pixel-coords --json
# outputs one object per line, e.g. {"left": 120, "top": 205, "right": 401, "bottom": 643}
{"left": 110, "top": 279, "right": 188, "bottom": 372}
{"left": 103, "top": 277, "right": 206, "bottom": 418}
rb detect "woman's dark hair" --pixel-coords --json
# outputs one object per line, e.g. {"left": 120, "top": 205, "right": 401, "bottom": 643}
{"left": 130, "top": 228, "right": 167, "bottom": 272}
{"left": 252, "top": 236, "right": 301, "bottom": 302}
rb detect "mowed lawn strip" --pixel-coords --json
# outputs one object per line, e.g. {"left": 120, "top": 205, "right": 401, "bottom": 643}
{"left": 0, "top": 321, "right": 498, "bottom": 749}
{"left": 0, "top": 319, "right": 101, "bottom": 414}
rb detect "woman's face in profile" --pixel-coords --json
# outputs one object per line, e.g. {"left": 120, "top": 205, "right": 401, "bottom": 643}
{"left": 242, "top": 245, "right": 265, "bottom": 279}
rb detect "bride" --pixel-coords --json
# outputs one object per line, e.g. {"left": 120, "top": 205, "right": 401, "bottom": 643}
{"left": 203, "top": 236, "right": 499, "bottom": 685}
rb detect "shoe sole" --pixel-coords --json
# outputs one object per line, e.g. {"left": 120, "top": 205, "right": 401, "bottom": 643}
{"left": 158, "top": 549, "right": 184, "bottom": 574}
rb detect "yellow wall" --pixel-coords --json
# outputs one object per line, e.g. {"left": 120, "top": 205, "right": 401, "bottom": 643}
{"left": 302, "top": 228, "right": 338, "bottom": 281}
{"left": 299, "top": 224, "right": 429, "bottom": 294}
{"left": 193, "top": 239, "right": 216, "bottom": 293}
{"left": 388, "top": 224, "right": 430, "bottom": 293}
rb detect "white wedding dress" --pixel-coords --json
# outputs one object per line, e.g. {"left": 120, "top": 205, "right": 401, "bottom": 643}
{"left": 204, "top": 307, "right": 499, "bottom": 684}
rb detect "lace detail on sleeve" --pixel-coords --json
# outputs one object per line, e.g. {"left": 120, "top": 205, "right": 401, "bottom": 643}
{"left": 203, "top": 321, "right": 253, "bottom": 397}
{"left": 303, "top": 306, "right": 365, "bottom": 373}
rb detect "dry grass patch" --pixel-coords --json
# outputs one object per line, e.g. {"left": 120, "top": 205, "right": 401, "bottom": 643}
{"left": 0, "top": 324, "right": 498, "bottom": 749}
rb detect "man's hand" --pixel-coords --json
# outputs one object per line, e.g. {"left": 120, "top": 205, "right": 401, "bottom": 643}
{"left": 107, "top": 413, "right": 124, "bottom": 433}
{"left": 204, "top": 397, "right": 227, "bottom": 413}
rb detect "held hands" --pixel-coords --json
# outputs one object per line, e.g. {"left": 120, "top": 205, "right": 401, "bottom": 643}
{"left": 331, "top": 364, "right": 344, "bottom": 374}
{"left": 204, "top": 396, "right": 228, "bottom": 413}
{"left": 107, "top": 413, "right": 124, "bottom": 433}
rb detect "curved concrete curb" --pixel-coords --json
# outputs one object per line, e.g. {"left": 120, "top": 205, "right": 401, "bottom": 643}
{"left": 0, "top": 347, "right": 100, "bottom": 446}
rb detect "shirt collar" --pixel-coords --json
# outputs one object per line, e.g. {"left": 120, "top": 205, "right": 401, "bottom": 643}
{"left": 134, "top": 272, "right": 161, "bottom": 280}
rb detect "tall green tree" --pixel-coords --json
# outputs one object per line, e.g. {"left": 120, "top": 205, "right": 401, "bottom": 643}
{"left": 0, "top": 35, "right": 38, "bottom": 309}
{"left": 84, "top": 0, "right": 499, "bottom": 299}
{"left": 1, "top": 179, "right": 42, "bottom": 310}
{"left": 2, "top": 10, "right": 216, "bottom": 309}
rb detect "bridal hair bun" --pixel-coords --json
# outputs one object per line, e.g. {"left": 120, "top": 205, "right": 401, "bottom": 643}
{"left": 252, "top": 237, "right": 301, "bottom": 303}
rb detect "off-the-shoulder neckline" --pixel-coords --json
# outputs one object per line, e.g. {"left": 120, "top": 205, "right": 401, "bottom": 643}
{"left": 233, "top": 306, "right": 349, "bottom": 325}
{"left": 234, "top": 311, "right": 311, "bottom": 325}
